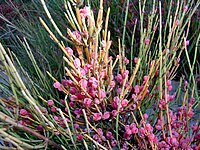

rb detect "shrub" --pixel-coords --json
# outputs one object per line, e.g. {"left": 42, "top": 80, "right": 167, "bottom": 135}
{"left": 0, "top": 0, "right": 199, "bottom": 149}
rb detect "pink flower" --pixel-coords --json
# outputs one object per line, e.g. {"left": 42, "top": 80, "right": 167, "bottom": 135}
{"left": 47, "top": 100, "right": 54, "bottom": 106}
{"left": 102, "top": 111, "right": 110, "bottom": 120}
{"left": 65, "top": 47, "right": 73, "bottom": 56}
{"left": 53, "top": 82, "right": 63, "bottom": 91}
{"left": 74, "top": 58, "right": 81, "bottom": 68}
{"left": 121, "top": 99, "right": 128, "bottom": 107}
{"left": 20, "top": 109, "right": 28, "bottom": 116}
{"left": 145, "top": 39, "right": 150, "bottom": 45}
{"left": 84, "top": 98, "right": 92, "bottom": 107}
{"left": 93, "top": 112, "right": 102, "bottom": 121}
{"left": 80, "top": 6, "right": 90, "bottom": 18}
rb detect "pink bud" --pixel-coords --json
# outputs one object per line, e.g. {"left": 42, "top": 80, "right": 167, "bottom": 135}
{"left": 143, "top": 76, "right": 149, "bottom": 82}
{"left": 148, "top": 134, "right": 156, "bottom": 142}
{"left": 79, "top": 6, "right": 90, "bottom": 18}
{"left": 153, "top": 27, "right": 157, "bottom": 31}
{"left": 94, "top": 98, "right": 100, "bottom": 104}
{"left": 182, "top": 40, "right": 189, "bottom": 47}
{"left": 183, "top": 5, "right": 188, "bottom": 12}
{"left": 51, "top": 106, "right": 57, "bottom": 112}
{"left": 60, "top": 99, "right": 65, "bottom": 105}
{"left": 102, "top": 111, "right": 110, "bottom": 120}
{"left": 93, "top": 112, "right": 102, "bottom": 121}
{"left": 79, "top": 79, "right": 88, "bottom": 89}
{"left": 53, "top": 82, "right": 63, "bottom": 91}
{"left": 65, "top": 47, "right": 73, "bottom": 56}
{"left": 184, "top": 81, "right": 188, "bottom": 87}
{"left": 175, "top": 19, "right": 179, "bottom": 25}
{"left": 167, "top": 80, "right": 172, "bottom": 86}
{"left": 111, "top": 110, "right": 118, "bottom": 117}
{"left": 134, "top": 57, "right": 138, "bottom": 63}
{"left": 189, "top": 97, "right": 195, "bottom": 104}
{"left": 188, "top": 110, "right": 194, "bottom": 118}
{"left": 143, "top": 113, "right": 148, "bottom": 120}
{"left": 84, "top": 98, "right": 92, "bottom": 107}
{"left": 53, "top": 116, "right": 59, "bottom": 121}
{"left": 177, "top": 57, "right": 180, "bottom": 63}
{"left": 74, "top": 58, "right": 81, "bottom": 68}
{"left": 37, "top": 125, "right": 43, "bottom": 131}
{"left": 168, "top": 85, "right": 173, "bottom": 91}
{"left": 111, "top": 140, "right": 117, "bottom": 147}
{"left": 20, "top": 109, "right": 28, "bottom": 116}
{"left": 110, "top": 81, "right": 116, "bottom": 88}
{"left": 106, "top": 131, "right": 113, "bottom": 140}
{"left": 99, "top": 89, "right": 106, "bottom": 99}
{"left": 134, "top": 85, "right": 140, "bottom": 94}
{"left": 121, "top": 99, "right": 128, "bottom": 107}
{"left": 101, "top": 40, "right": 106, "bottom": 48}
{"left": 145, "top": 39, "right": 150, "bottom": 45}
{"left": 47, "top": 100, "right": 54, "bottom": 106}
{"left": 124, "top": 57, "right": 129, "bottom": 65}
{"left": 76, "top": 134, "right": 83, "bottom": 141}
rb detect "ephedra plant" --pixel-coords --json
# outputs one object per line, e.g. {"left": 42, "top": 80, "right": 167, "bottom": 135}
{"left": 0, "top": 0, "right": 199, "bottom": 149}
